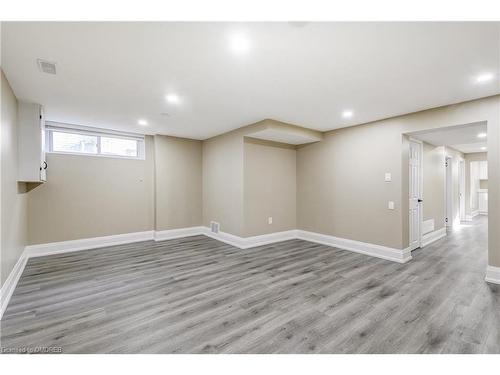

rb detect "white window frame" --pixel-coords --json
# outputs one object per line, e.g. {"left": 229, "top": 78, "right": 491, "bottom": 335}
{"left": 45, "top": 122, "right": 146, "bottom": 160}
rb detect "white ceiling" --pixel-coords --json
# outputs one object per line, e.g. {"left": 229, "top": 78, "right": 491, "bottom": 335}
{"left": 450, "top": 143, "right": 488, "bottom": 154}
{"left": 1, "top": 22, "right": 499, "bottom": 139}
{"left": 410, "top": 122, "right": 488, "bottom": 153}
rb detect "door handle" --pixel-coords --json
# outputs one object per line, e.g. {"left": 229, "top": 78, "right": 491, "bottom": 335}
{"left": 43, "top": 161, "right": 47, "bottom": 170}
{"left": 418, "top": 199, "right": 423, "bottom": 203}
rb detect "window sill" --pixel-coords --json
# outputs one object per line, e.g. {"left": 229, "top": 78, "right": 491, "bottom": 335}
{"left": 46, "top": 151, "right": 145, "bottom": 160}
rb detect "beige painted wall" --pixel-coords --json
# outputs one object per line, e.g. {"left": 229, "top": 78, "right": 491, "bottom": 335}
{"left": 1, "top": 70, "right": 28, "bottom": 287}
{"left": 465, "top": 152, "right": 487, "bottom": 216}
{"left": 297, "top": 120, "right": 403, "bottom": 248}
{"left": 243, "top": 138, "right": 296, "bottom": 237}
{"left": 202, "top": 119, "right": 314, "bottom": 237}
{"left": 202, "top": 130, "right": 244, "bottom": 236}
{"left": 422, "top": 142, "right": 445, "bottom": 230}
{"left": 27, "top": 136, "right": 155, "bottom": 244}
{"left": 297, "top": 95, "right": 500, "bottom": 268}
{"left": 154, "top": 135, "right": 202, "bottom": 231}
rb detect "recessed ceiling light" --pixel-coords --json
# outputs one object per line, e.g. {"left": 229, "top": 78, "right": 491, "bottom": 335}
{"left": 166, "top": 94, "right": 180, "bottom": 104}
{"left": 229, "top": 33, "right": 251, "bottom": 55}
{"left": 342, "top": 110, "right": 354, "bottom": 119}
{"left": 476, "top": 73, "right": 494, "bottom": 83}
{"left": 481, "top": 147, "right": 487, "bottom": 150}
{"left": 138, "top": 119, "right": 148, "bottom": 126}
{"left": 477, "top": 132, "right": 487, "bottom": 138}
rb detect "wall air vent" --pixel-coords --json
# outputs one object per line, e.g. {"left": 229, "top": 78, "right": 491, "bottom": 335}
{"left": 210, "top": 221, "right": 220, "bottom": 234}
{"left": 37, "top": 59, "right": 57, "bottom": 75}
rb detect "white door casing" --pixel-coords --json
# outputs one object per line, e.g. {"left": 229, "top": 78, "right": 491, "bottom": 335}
{"left": 409, "top": 139, "right": 423, "bottom": 250}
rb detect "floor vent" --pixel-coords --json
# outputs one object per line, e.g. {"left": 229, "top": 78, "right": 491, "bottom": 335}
{"left": 210, "top": 221, "right": 220, "bottom": 233}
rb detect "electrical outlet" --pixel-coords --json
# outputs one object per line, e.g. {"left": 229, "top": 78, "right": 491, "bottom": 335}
{"left": 210, "top": 221, "right": 220, "bottom": 233}
{"left": 385, "top": 172, "right": 392, "bottom": 182}
{"left": 388, "top": 201, "right": 395, "bottom": 210}
{"left": 268, "top": 217, "right": 273, "bottom": 224}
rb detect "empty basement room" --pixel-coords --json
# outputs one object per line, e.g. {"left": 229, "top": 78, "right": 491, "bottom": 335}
{"left": 1, "top": 15, "right": 500, "bottom": 366}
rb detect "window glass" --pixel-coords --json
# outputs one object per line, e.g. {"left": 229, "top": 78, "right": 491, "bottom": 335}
{"left": 101, "top": 137, "right": 138, "bottom": 157}
{"left": 52, "top": 132, "right": 98, "bottom": 154}
{"left": 47, "top": 127, "right": 144, "bottom": 159}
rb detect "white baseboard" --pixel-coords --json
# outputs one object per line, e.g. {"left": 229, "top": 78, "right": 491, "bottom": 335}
{"left": 421, "top": 227, "right": 447, "bottom": 247}
{"left": 154, "top": 226, "right": 205, "bottom": 241}
{"left": 24, "top": 230, "right": 155, "bottom": 258}
{"left": 296, "top": 230, "right": 412, "bottom": 263}
{"left": 202, "top": 228, "right": 297, "bottom": 249}
{"left": 203, "top": 228, "right": 411, "bottom": 263}
{"left": 0, "top": 251, "right": 29, "bottom": 320}
{"left": 465, "top": 211, "right": 479, "bottom": 221}
{"left": 485, "top": 266, "right": 500, "bottom": 285}
{"left": 422, "top": 219, "right": 435, "bottom": 235}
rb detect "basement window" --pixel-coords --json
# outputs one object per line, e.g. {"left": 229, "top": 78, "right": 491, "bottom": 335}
{"left": 46, "top": 123, "right": 145, "bottom": 159}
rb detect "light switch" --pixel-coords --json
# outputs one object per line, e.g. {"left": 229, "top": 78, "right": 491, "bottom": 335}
{"left": 388, "top": 201, "right": 395, "bottom": 210}
{"left": 385, "top": 172, "right": 392, "bottom": 182}
{"left": 268, "top": 217, "right": 273, "bottom": 224}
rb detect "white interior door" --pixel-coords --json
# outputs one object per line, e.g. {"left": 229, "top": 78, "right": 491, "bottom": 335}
{"left": 470, "top": 162, "right": 479, "bottom": 211}
{"left": 445, "top": 156, "right": 452, "bottom": 227}
{"left": 409, "top": 140, "right": 422, "bottom": 250}
{"left": 459, "top": 159, "right": 465, "bottom": 221}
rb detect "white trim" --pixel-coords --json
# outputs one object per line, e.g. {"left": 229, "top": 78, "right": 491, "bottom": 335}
{"left": 408, "top": 138, "right": 424, "bottom": 250}
{"left": 296, "top": 230, "right": 412, "bottom": 263}
{"left": 0, "top": 251, "right": 29, "bottom": 320}
{"left": 485, "top": 266, "right": 500, "bottom": 285}
{"left": 45, "top": 121, "right": 145, "bottom": 140}
{"left": 421, "top": 227, "right": 447, "bottom": 247}
{"left": 154, "top": 226, "right": 205, "bottom": 241}
{"left": 46, "top": 150, "right": 145, "bottom": 161}
{"left": 465, "top": 211, "right": 479, "bottom": 221}
{"left": 203, "top": 228, "right": 411, "bottom": 263}
{"left": 202, "top": 228, "right": 297, "bottom": 249}
{"left": 24, "top": 231, "right": 154, "bottom": 258}
{"left": 45, "top": 121, "right": 145, "bottom": 160}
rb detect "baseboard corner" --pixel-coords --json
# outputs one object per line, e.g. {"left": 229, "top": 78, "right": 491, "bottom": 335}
{"left": 485, "top": 265, "right": 500, "bottom": 285}
{"left": 202, "top": 228, "right": 298, "bottom": 249}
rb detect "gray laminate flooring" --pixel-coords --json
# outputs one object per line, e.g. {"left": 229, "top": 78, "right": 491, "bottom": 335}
{"left": 1, "top": 216, "right": 498, "bottom": 353}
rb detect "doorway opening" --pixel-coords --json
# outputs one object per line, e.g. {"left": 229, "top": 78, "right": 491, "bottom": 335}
{"left": 406, "top": 121, "right": 487, "bottom": 250}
